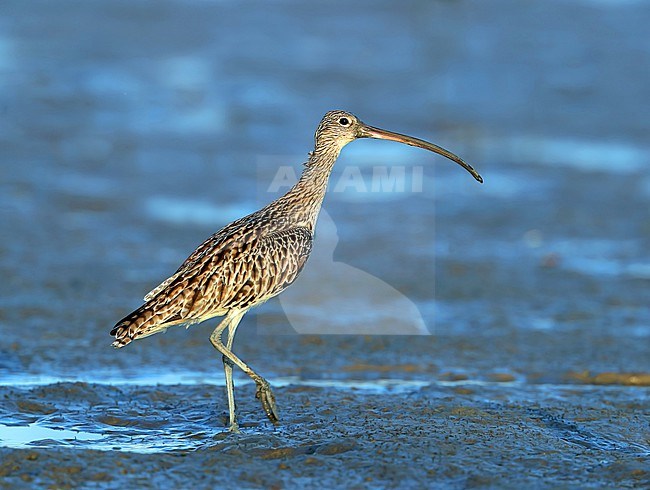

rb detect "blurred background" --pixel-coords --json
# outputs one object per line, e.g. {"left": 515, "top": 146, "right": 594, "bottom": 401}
{"left": 1, "top": 0, "right": 648, "bottom": 389}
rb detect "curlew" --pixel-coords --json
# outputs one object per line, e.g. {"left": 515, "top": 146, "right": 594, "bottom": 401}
{"left": 111, "top": 110, "right": 483, "bottom": 432}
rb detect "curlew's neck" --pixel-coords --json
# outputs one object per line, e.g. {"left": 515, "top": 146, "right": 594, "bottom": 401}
{"left": 273, "top": 145, "right": 342, "bottom": 231}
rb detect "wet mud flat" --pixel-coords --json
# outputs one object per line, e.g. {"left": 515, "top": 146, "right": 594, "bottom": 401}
{"left": 1, "top": 381, "right": 649, "bottom": 489}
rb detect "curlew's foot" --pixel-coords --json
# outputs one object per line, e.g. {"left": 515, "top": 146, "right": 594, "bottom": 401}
{"left": 255, "top": 379, "right": 279, "bottom": 423}
{"left": 228, "top": 422, "right": 241, "bottom": 434}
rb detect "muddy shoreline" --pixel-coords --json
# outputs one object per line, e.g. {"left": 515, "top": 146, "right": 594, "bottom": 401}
{"left": 1, "top": 382, "right": 649, "bottom": 489}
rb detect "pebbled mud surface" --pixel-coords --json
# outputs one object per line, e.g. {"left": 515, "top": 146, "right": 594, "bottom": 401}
{"left": 1, "top": 382, "right": 649, "bottom": 489}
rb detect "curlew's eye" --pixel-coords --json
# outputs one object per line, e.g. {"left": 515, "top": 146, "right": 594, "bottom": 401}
{"left": 338, "top": 117, "right": 350, "bottom": 126}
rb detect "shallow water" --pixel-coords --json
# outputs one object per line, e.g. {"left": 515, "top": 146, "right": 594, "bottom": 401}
{"left": 1, "top": 0, "right": 649, "bottom": 487}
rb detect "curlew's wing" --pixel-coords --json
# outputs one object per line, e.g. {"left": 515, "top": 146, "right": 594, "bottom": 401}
{"left": 113, "top": 226, "right": 313, "bottom": 346}
{"left": 187, "top": 226, "right": 314, "bottom": 313}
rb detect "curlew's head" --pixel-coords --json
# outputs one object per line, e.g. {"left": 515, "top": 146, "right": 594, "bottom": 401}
{"left": 313, "top": 110, "right": 483, "bottom": 183}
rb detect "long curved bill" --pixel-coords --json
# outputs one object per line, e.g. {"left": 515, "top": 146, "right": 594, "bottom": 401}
{"left": 358, "top": 124, "right": 483, "bottom": 183}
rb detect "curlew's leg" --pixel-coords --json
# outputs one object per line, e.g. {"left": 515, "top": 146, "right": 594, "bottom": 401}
{"left": 210, "top": 313, "right": 238, "bottom": 431}
{"left": 210, "top": 310, "right": 279, "bottom": 426}
{"left": 222, "top": 310, "right": 245, "bottom": 432}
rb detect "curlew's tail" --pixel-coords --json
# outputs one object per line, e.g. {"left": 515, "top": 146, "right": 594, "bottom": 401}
{"left": 110, "top": 303, "right": 178, "bottom": 348}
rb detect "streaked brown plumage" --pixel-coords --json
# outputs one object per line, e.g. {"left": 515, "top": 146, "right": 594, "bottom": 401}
{"left": 111, "top": 110, "right": 483, "bottom": 431}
